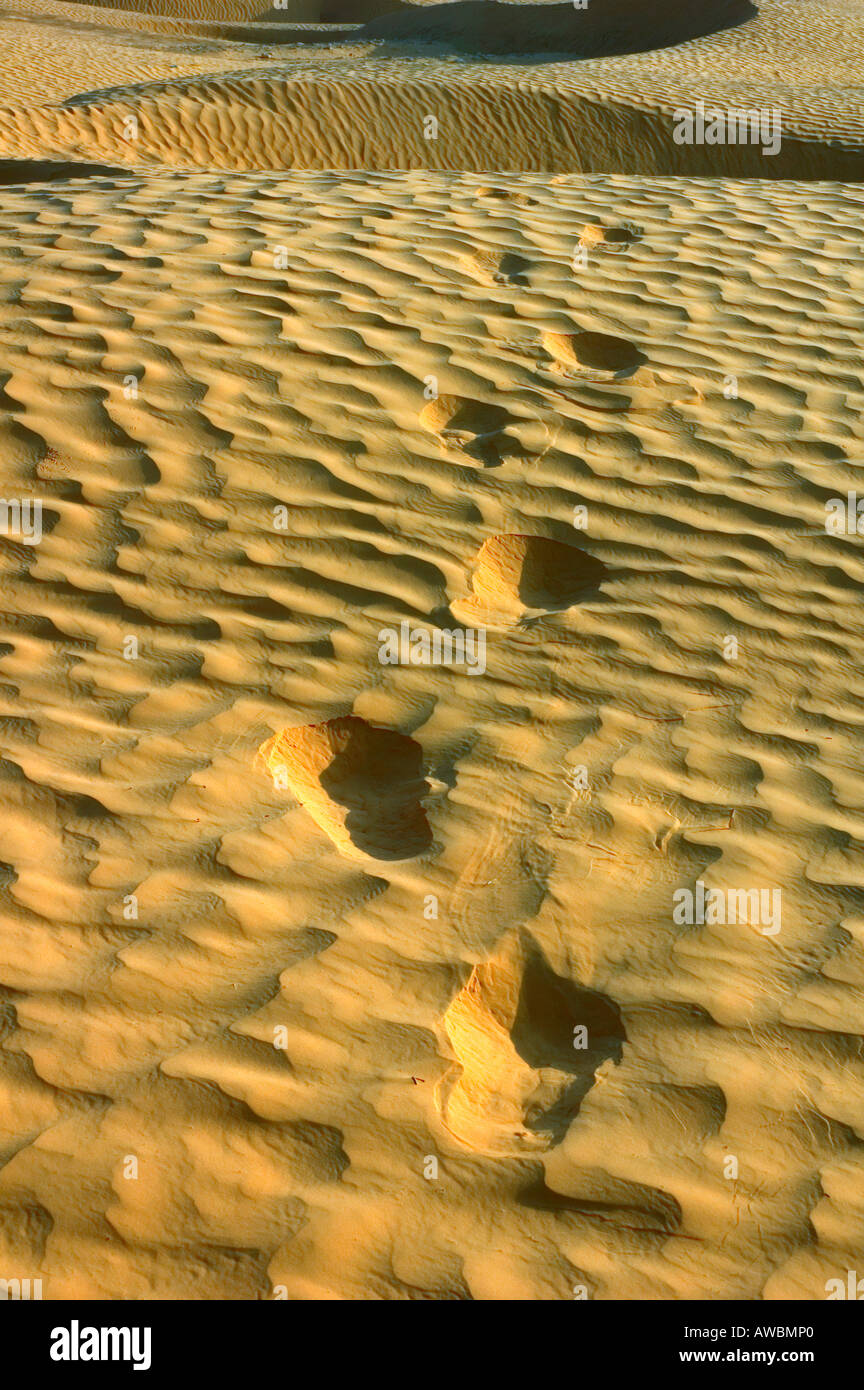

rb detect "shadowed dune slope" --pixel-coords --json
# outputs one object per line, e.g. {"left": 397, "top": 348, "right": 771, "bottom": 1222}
{"left": 0, "top": 156, "right": 130, "bottom": 182}
{"left": 360, "top": 0, "right": 758, "bottom": 58}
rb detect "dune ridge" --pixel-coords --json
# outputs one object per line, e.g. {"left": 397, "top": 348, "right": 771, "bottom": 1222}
{"left": 2, "top": 72, "right": 863, "bottom": 178}
{"left": 1, "top": 0, "right": 864, "bottom": 173}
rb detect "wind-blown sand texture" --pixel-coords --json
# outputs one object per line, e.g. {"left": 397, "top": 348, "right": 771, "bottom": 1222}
{"left": 0, "top": 0, "right": 863, "bottom": 1303}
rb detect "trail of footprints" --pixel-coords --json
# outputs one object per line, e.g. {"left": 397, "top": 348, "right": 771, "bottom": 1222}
{"left": 257, "top": 221, "right": 654, "bottom": 1156}
{"left": 3, "top": 173, "right": 862, "bottom": 1295}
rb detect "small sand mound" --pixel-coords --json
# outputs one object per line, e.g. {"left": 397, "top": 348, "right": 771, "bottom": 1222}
{"left": 436, "top": 930, "right": 624, "bottom": 1156}
{"left": 579, "top": 223, "right": 636, "bottom": 251}
{"left": 542, "top": 330, "right": 643, "bottom": 375}
{"left": 457, "top": 534, "right": 607, "bottom": 624}
{"left": 259, "top": 715, "right": 431, "bottom": 861}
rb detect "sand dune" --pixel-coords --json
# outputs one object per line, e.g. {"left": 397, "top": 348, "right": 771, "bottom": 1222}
{"left": 1, "top": 0, "right": 863, "bottom": 173}
{"left": 0, "top": 0, "right": 863, "bottom": 1307}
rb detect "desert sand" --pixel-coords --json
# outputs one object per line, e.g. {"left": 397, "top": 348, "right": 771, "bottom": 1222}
{"left": 0, "top": 0, "right": 863, "bottom": 1303}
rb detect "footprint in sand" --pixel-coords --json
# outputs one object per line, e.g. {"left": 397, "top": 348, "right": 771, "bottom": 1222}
{"left": 258, "top": 715, "right": 432, "bottom": 862}
{"left": 459, "top": 249, "right": 529, "bottom": 287}
{"left": 542, "top": 330, "right": 644, "bottom": 378}
{"left": 435, "top": 928, "right": 625, "bottom": 1157}
{"left": 419, "top": 393, "right": 515, "bottom": 465}
{"left": 579, "top": 223, "right": 640, "bottom": 253}
{"left": 452, "top": 533, "right": 608, "bottom": 627}
{"left": 473, "top": 185, "right": 532, "bottom": 206}
{"left": 446, "top": 784, "right": 547, "bottom": 954}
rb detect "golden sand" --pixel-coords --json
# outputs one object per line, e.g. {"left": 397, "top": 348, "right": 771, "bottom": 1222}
{"left": 0, "top": 0, "right": 863, "bottom": 1303}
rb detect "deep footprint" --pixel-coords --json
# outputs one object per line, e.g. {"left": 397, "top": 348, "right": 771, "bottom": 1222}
{"left": 436, "top": 929, "right": 625, "bottom": 1156}
{"left": 457, "top": 534, "right": 608, "bottom": 624}
{"left": 259, "top": 715, "right": 432, "bottom": 861}
{"left": 579, "top": 223, "right": 639, "bottom": 251}
{"left": 543, "top": 330, "right": 644, "bottom": 376}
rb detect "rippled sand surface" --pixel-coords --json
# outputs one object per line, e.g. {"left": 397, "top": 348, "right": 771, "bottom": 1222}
{"left": 1, "top": 0, "right": 863, "bottom": 1301}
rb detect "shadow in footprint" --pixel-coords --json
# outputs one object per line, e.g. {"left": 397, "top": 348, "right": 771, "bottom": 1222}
{"left": 420, "top": 395, "right": 516, "bottom": 467}
{"left": 498, "top": 252, "right": 531, "bottom": 285}
{"left": 513, "top": 535, "right": 609, "bottom": 609}
{"left": 322, "top": 722, "right": 432, "bottom": 860}
{"left": 511, "top": 936, "right": 625, "bottom": 1145}
{"left": 425, "top": 397, "right": 510, "bottom": 437}
{"left": 437, "top": 929, "right": 624, "bottom": 1154}
{"left": 453, "top": 534, "right": 609, "bottom": 626}
{"left": 260, "top": 716, "right": 432, "bottom": 861}
{"left": 544, "top": 331, "right": 647, "bottom": 380}
{"left": 581, "top": 223, "right": 642, "bottom": 251}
